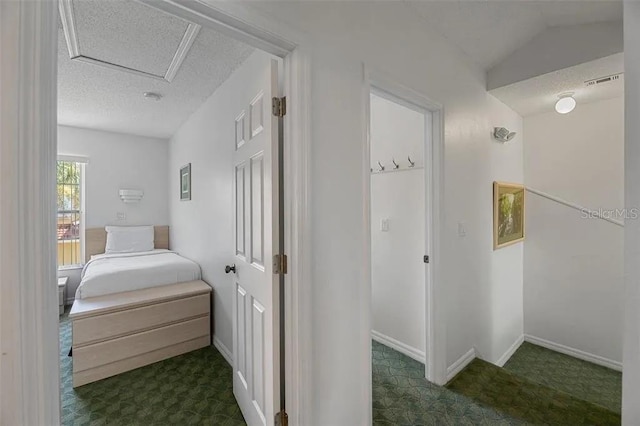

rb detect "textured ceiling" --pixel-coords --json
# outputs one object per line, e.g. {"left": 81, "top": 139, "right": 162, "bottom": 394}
{"left": 72, "top": 0, "right": 189, "bottom": 77}
{"left": 489, "top": 53, "right": 624, "bottom": 117}
{"left": 58, "top": 0, "right": 254, "bottom": 138}
{"left": 405, "top": 0, "right": 623, "bottom": 70}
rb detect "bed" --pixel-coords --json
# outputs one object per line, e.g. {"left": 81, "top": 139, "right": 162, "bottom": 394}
{"left": 69, "top": 225, "right": 212, "bottom": 387}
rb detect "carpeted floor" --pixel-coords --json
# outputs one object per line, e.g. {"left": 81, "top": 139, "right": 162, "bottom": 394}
{"left": 372, "top": 340, "right": 526, "bottom": 425}
{"left": 504, "top": 342, "right": 622, "bottom": 414}
{"left": 447, "top": 359, "right": 620, "bottom": 425}
{"left": 61, "top": 309, "right": 621, "bottom": 425}
{"left": 59, "top": 309, "right": 246, "bottom": 425}
{"left": 373, "top": 340, "right": 621, "bottom": 426}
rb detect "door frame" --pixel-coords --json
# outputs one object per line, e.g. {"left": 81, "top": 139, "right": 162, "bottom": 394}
{"left": 10, "top": 1, "right": 312, "bottom": 424}
{"left": 114, "top": 3, "right": 314, "bottom": 424}
{"left": 364, "top": 68, "right": 447, "bottom": 385}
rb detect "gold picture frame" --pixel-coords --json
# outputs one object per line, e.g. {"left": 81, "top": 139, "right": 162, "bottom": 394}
{"left": 493, "top": 181, "right": 525, "bottom": 249}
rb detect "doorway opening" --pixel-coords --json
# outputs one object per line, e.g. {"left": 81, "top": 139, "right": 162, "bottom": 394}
{"left": 366, "top": 73, "right": 447, "bottom": 402}
{"left": 369, "top": 90, "right": 429, "bottom": 367}
{"left": 48, "top": 2, "right": 308, "bottom": 425}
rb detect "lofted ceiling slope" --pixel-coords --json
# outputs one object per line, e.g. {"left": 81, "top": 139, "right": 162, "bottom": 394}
{"left": 405, "top": 0, "right": 622, "bottom": 71}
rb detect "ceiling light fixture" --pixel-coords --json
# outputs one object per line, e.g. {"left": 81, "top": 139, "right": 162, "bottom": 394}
{"left": 143, "top": 92, "right": 163, "bottom": 101}
{"left": 555, "top": 93, "right": 576, "bottom": 114}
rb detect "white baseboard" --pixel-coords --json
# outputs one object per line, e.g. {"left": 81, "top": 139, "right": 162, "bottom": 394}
{"left": 524, "top": 334, "right": 622, "bottom": 372}
{"left": 213, "top": 335, "right": 233, "bottom": 366}
{"left": 496, "top": 334, "right": 524, "bottom": 367}
{"left": 371, "top": 330, "right": 426, "bottom": 363}
{"left": 446, "top": 347, "right": 476, "bottom": 382}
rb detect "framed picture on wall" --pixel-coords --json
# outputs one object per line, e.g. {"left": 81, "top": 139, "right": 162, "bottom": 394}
{"left": 493, "top": 181, "right": 525, "bottom": 249}
{"left": 180, "top": 163, "right": 191, "bottom": 201}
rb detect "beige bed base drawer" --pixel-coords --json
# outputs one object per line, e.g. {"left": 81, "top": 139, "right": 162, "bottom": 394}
{"left": 73, "top": 294, "right": 209, "bottom": 346}
{"left": 73, "top": 315, "right": 209, "bottom": 373}
{"left": 73, "top": 336, "right": 210, "bottom": 387}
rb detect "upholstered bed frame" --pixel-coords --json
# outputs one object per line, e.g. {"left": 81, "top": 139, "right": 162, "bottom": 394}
{"left": 84, "top": 225, "right": 170, "bottom": 263}
{"left": 69, "top": 226, "right": 211, "bottom": 387}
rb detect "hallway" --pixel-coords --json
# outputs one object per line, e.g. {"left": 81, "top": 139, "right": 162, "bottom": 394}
{"left": 373, "top": 340, "right": 621, "bottom": 425}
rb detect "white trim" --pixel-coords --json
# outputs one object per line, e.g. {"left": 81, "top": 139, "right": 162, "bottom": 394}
{"left": 213, "top": 335, "right": 233, "bottom": 366}
{"left": 0, "top": 0, "right": 61, "bottom": 423}
{"left": 496, "top": 334, "right": 524, "bottom": 367}
{"left": 362, "top": 68, "right": 375, "bottom": 426}
{"left": 57, "top": 154, "right": 89, "bottom": 164}
{"left": 446, "top": 348, "right": 476, "bottom": 382}
{"left": 365, "top": 68, "right": 447, "bottom": 386}
{"left": 371, "top": 330, "right": 426, "bottom": 363}
{"left": 79, "top": 163, "right": 86, "bottom": 266}
{"left": 371, "top": 165, "right": 424, "bottom": 175}
{"left": 524, "top": 334, "right": 623, "bottom": 372}
{"left": 526, "top": 187, "right": 624, "bottom": 227}
{"left": 116, "top": 2, "right": 311, "bottom": 424}
{"left": 58, "top": 0, "right": 79, "bottom": 57}
{"left": 164, "top": 24, "right": 201, "bottom": 82}
{"left": 71, "top": 56, "right": 171, "bottom": 82}
{"left": 137, "top": 0, "right": 297, "bottom": 58}
{"left": 58, "top": 0, "right": 201, "bottom": 82}
{"left": 282, "top": 46, "right": 313, "bottom": 426}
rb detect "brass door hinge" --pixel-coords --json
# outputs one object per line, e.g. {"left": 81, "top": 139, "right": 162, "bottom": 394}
{"left": 275, "top": 409, "right": 288, "bottom": 426}
{"left": 272, "top": 96, "right": 286, "bottom": 117}
{"left": 273, "top": 254, "right": 288, "bottom": 275}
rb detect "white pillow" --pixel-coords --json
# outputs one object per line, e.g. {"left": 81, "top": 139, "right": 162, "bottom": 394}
{"left": 105, "top": 226, "right": 154, "bottom": 254}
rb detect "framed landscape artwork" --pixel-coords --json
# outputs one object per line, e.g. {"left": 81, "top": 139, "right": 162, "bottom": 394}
{"left": 493, "top": 181, "right": 525, "bottom": 249}
{"left": 180, "top": 163, "right": 191, "bottom": 201}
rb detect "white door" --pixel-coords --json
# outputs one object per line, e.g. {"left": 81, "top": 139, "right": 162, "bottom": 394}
{"left": 230, "top": 56, "right": 281, "bottom": 426}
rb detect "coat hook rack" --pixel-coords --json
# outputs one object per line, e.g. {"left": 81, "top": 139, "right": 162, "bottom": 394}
{"left": 371, "top": 156, "right": 422, "bottom": 174}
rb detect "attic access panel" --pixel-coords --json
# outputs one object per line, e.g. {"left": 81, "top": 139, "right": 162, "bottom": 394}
{"left": 59, "top": 0, "right": 200, "bottom": 82}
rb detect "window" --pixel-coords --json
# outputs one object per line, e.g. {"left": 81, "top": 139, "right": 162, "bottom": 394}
{"left": 57, "top": 160, "right": 84, "bottom": 267}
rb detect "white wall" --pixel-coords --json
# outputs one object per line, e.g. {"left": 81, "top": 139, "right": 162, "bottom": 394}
{"left": 370, "top": 93, "right": 426, "bottom": 357}
{"left": 523, "top": 97, "right": 624, "bottom": 364}
{"left": 623, "top": 1, "right": 640, "bottom": 423}
{"left": 168, "top": 50, "right": 273, "bottom": 357}
{"left": 230, "top": 3, "right": 524, "bottom": 423}
{"left": 57, "top": 125, "right": 169, "bottom": 298}
{"left": 58, "top": 126, "right": 169, "bottom": 228}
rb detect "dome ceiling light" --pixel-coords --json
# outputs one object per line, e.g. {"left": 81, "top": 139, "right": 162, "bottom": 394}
{"left": 143, "top": 92, "right": 163, "bottom": 101}
{"left": 555, "top": 93, "right": 576, "bottom": 114}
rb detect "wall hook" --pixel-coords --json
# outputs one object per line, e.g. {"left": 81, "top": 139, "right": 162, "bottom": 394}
{"left": 377, "top": 161, "right": 385, "bottom": 172}
{"left": 392, "top": 158, "right": 399, "bottom": 169}
{"left": 408, "top": 156, "right": 415, "bottom": 168}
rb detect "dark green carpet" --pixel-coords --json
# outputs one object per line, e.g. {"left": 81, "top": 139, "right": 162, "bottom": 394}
{"left": 61, "top": 309, "right": 621, "bottom": 425}
{"left": 504, "top": 342, "right": 622, "bottom": 414}
{"left": 372, "top": 340, "right": 526, "bottom": 425}
{"left": 60, "top": 309, "right": 246, "bottom": 425}
{"left": 447, "top": 358, "right": 621, "bottom": 426}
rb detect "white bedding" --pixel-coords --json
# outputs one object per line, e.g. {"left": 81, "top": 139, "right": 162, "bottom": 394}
{"left": 75, "top": 250, "right": 202, "bottom": 299}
